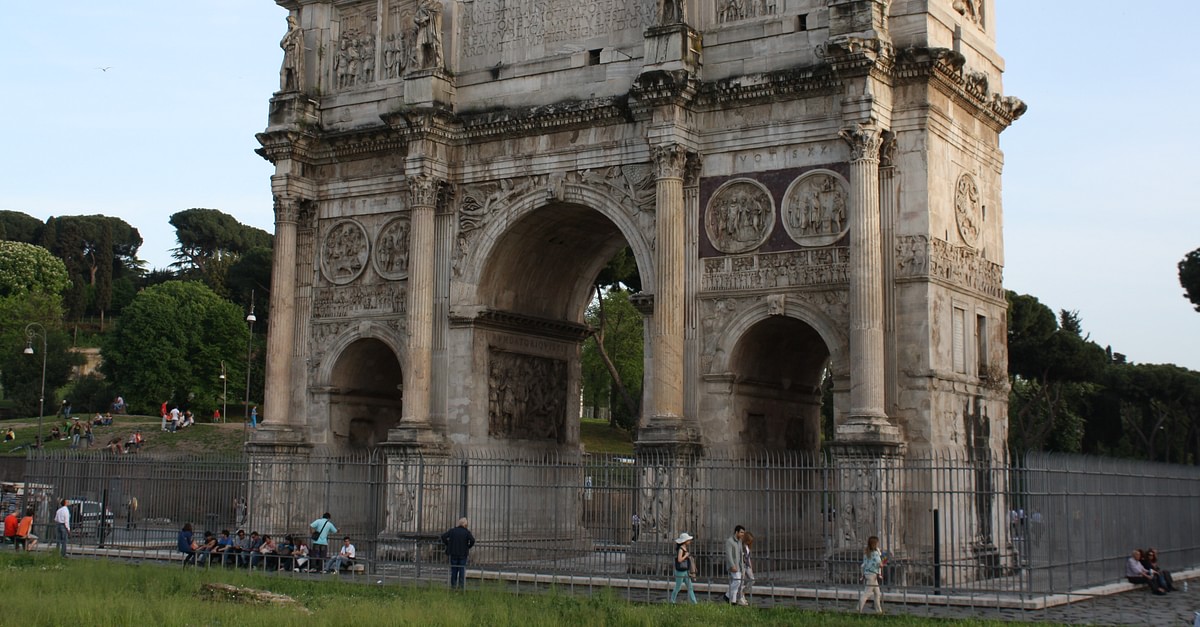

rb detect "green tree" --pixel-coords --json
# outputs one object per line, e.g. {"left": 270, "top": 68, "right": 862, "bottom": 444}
{"left": 1180, "top": 247, "right": 1200, "bottom": 313}
{"left": 1006, "top": 291, "right": 1108, "bottom": 454}
{"left": 169, "top": 208, "right": 272, "bottom": 297}
{"left": 101, "top": 281, "right": 250, "bottom": 415}
{"left": 0, "top": 241, "right": 71, "bottom": 296}
{"left": 0, "top": 210, "right": 44, "bottom": 244}
{"left": 581, "top": 287, "right": 644, "bottom": 430}
{"left": 38, "top": 215, "right": 143, "bottom": 319}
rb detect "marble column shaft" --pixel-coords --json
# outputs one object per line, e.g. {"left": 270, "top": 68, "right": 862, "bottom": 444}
{"left": 649, "top": 144, "right": 688, "bottom": 423}
{"left": 264, "top": 196, "right": 299, "bottom": 426}
{"left": 404, "top": 176, "right": 438, "bottom": 424}
{"left": 841, "top": 125, "right": 888, "bottom": 422}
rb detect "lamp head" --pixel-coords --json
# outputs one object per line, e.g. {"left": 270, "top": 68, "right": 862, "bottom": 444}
{"left": 23, "top": 343, "right": 33, "bottom": 355}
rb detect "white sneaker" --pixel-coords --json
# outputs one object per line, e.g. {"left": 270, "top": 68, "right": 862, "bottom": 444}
{"left": 737, "top": 599, "right": 749, "bottom": 606}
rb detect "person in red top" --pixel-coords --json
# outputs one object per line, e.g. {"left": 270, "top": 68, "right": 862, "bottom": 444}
{"left": 4, "top": 508, "right": 18, "bottom": 545}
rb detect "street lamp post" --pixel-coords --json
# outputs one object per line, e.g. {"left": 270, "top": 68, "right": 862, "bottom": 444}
{"left": 23, "top": 323, "right": 47, "bottom": 447}
{"left": 244, "top": 291, "right": 256, "bottom": 437}
{"left": 219, "top": 360, "right": 228, "bottom": 424}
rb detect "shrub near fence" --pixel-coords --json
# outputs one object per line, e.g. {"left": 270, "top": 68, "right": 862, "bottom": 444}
{"left": 19, "top": 449, "right": 1200, "bottom": 600}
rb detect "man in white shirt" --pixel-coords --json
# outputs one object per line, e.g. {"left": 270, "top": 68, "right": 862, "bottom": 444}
{"left": 323, "top": 536, "right": 356, "bottom": 573}
{"left": 54, "top": 498, "right": 71, "bottom": 557}
{"left": 169, "top": 406, "right": 182, "bottom": 432}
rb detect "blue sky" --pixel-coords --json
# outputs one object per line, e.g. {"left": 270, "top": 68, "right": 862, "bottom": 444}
{"left": 2, "top": 2, "right": 1197, "bottom": 369}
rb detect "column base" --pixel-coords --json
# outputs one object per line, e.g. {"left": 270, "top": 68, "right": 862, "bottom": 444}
{"left": 837, "top": 415, "right": 903, "bottom": 446}
{"left": 384, "top": 420, "right": 443, "bottom": 450}
{"left": 246, "top": 424, "right": 311, "bottom": 452}
{"left": 635, "top": 415, "right": 701, "bottom": 455}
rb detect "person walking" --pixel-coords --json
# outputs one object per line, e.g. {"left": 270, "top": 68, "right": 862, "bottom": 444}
{"left": 54, "top": 498, "right": 71, "bottom": 558}
{"left": 440, "top": 517, "right": 475, "bottom": 590}
{"left": 737, "top": 530, "right": 756, "bottom": 605}
{"left": 308, "top": 512, "right": 337, "bottom": 573}
{"left": 631, "top": 513, "right": 640, "bottom": 542}
{"left": 723, "top": 525, "right": 745, "bottom": 605}
{"left": 670, "top": 532, "right": 698, "bottom": 604}
{"left": 857, "top": 535, "right": 885, "bottom": 613}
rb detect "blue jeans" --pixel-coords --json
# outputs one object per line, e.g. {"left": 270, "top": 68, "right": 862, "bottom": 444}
{"left": 449, "top": 556, "right": 468, "bottom": 589}
{"left": 56, "top": 523, "right": 68, "bottom": 557}
{"left": 671, "top": 571, "right": 696, "bottom": 603}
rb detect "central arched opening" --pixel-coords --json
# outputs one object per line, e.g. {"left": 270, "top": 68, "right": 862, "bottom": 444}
{"left": 476, "top": 202, "right": 644, "bottom": 451}
{"left": 328, "top": 338, "right": 403, "bottom": 452}
{"left": 727, "top": 316, "right": 831, "bottom": 452}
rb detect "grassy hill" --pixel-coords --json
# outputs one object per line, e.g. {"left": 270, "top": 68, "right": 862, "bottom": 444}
{"left": 1, "top": 415, "right": 635, "bottom": 458}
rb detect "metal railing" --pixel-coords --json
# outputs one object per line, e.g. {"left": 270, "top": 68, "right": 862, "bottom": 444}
{"left": 15, "top": 449, "right": 1200, "bottom": 602}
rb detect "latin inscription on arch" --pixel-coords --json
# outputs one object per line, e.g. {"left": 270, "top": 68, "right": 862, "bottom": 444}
{"left": 459, "top": 0, "right": 654, "bottom": 68}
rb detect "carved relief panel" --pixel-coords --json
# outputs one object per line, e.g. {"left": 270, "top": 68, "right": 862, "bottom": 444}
{"left": 373, "top": 216, "right": 411, "bottom": 280}
{"left": 487, "top": 350, "right": 568, "bottom": 442}
{"left": 321, "top": 220, "right": 370, "bottom": 285}
{"left": 954, "top": 173, "right": 982, "bottom": 249}
{"left": 782, "top": 170, "right": 850, "bottom": 248}
{"left": 716, "top": 0, "right": 778, "bottom": 24}
{"left": 333, "top": 2, "right": 379, "bottom": 90}
{"left": 704, "top": 179, "right": 775, "bottom": 254}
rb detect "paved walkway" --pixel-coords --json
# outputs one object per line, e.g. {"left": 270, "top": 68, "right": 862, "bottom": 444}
{"left": 745, "top": 587, "right": 1197, "bottom": 625}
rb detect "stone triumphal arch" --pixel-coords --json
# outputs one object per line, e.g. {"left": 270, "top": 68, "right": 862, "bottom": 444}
{"left": 253, "top": 0, "right": 1022, "bottom": 573}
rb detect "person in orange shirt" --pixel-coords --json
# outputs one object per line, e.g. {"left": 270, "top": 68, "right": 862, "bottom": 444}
{"left": 4, "top": 508, "right": 18, "bottom": 545}
{"left": 16, "top": 508, "right": 37, "bottom": 550}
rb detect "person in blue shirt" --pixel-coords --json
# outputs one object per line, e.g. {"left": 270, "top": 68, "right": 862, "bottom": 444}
{"left": 309, "top": 513, "right": 338, "bottom": 573}
{"left": 857, "top": 535, "right": 884, "bottom": 613}
{"left": 177, "top": 522, "right": 197, "bottom": 566}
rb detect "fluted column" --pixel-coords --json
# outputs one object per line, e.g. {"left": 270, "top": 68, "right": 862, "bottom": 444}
{"left": 647, "top": 144, "right": 688, "bottom": 426}
{"left": 403, "top": 175, "right": 438, "bottom": 429}
{"left": 839, "top": 124, "right": 897, "bottom": 440}
{"left": 264, "top": 196, "right": 299, "bottom": 426}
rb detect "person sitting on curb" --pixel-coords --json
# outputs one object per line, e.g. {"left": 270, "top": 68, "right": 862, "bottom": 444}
{"left": 1126, "top": 549, "right": 1167, "bottom": 594}
{"left": 324, "top": 536, "right": 356, "bottom": 573}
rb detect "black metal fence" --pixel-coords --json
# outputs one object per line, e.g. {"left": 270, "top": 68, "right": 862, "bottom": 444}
{"left": 12, "top": 449, "right": 1200, "bottom": 602}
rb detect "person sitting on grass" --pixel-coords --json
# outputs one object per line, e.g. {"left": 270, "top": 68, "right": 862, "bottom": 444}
{"left": 323, "top": 536, "right": 357, "bottom": 573}
{"left": 1126, "top": 549, "right": 1166, "bottom": 594}
{"left": 4, "top": 428, "right": 15, "bottom": 442}
{"left": 124, "top": 431, "right": 143, "bottom": 453}
{"left": 49, "top": 426, "right": 62, "bottom": 440}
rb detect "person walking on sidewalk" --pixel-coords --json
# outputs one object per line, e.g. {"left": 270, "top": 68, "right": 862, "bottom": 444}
{"left": 857, "top": 535, "right": 885, "bottom": 613}
{"left": 723, "top": 525, "right": 746, "bottom": 605}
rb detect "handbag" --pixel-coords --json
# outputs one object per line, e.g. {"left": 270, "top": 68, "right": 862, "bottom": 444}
{"left": 311, "top": 520, "right": 328, "bottom": 541}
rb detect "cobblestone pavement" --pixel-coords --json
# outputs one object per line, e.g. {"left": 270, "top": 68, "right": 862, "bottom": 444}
{"left": 742, "top": 587, "right": 1200, "bottom": 626}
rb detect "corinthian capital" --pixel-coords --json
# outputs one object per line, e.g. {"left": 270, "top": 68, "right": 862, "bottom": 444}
{"left": 274, "top": 196, "right": 300, "bottom": 224}
{"left": 652, "top": 144, "right": 689, "bottom": 180}
{"left": 408, "top": 174, "right": 442, "bottom": 208}
{"left": 840, "top": 124, "right": 884, "bottom": 162}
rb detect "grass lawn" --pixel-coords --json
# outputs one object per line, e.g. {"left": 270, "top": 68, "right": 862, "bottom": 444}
{"left": 0, "top": 552, "right": 1058, "bottom": 626}
{"left": 581, "top": 418, "right": 634, "bottom": 455}
{"left": 0, "top": 414, "right": 248, "bottom": 457}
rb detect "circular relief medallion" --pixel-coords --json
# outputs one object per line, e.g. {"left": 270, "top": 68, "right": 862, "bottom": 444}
{"left": 704, "top": 179, "right": 775, "bottom": 254}
{"left": 372, "top": 217, "right": 411, "bottom": 280}
{"left": 321, "top": 220, "right": 369, "bottom": 285}
{"left": 955, "top": 173, "right": 982, "bottom": 248}
{"left": 781, "top": 170, "right": 849, "bottom": 248}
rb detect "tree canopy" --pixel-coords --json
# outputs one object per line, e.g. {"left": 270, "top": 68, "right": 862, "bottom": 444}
{"left": 101, "top": 281, "right": 250, "bottom": 415}
{"left": 0, "top": 241, "right": 71, "bottom": 297}
{"left": 170, "top": 208, "right": 273, "bottom": 298}
{"left": 1180, "top": 247, "right": 1200, "bottom": 313}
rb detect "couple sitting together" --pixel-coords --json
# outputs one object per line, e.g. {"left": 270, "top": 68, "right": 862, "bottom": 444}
{"left": 1125, "top": 548, "right": 1175, "bottom": 595}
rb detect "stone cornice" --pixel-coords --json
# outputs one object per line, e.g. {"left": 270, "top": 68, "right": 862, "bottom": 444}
{"left": 380, "top": 105, "right": 462, "bottom": 144}
{"left": 630, "top": 69, "right": 701, "bottom": 112}
{"left": 457, "top": 98, "right": 631, "bottom": 142}
{"left": 894, "top": 47, "right": 1026, "bottom": 131}
{"left": 255, "top": 130, "right": 319, "bottom": 164}
{"left": 449, "top": 309, "right": 591, "bottom": 342}
{"left": 693, "top": 65, "right": 841, "bottom": 109}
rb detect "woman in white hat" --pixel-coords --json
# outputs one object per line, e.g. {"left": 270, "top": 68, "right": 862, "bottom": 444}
{"left": 670, "top": 532, "right": 698, "bottom": 604}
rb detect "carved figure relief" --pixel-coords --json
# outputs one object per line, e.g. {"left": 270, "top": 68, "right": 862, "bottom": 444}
{"left": 321, "top": 220, "right": 370, "bottom": 285}
{"left": 952, "top": 0, "right": 983, "bottom": 26}
{"left": 658, "top": 0, "right": 686, "bottom": 25}
{"left": 487, "top": 350, "right": 567, "bottom": 442}
{"left": 455, "top": 175, "right": 547, "bottom": 277}
{"left": 717, "top": 0, "right": 777, "bottom": 24}
{"left": 373, "top": 217, "right": 411, "bottom": 280}
{"left": 279, "top": 14, "right": 305, "bottom": 92}
{"left": 954, "top": 173, "right": 982, "bottom": 248}
{"left": 705, "top": 179, "right": 774, "bottom": 254}
{"left": 411, "top": 0, "right": 445, "bottom": 71}
{"left": 334, "top": 32, "right": 378, "bottom": 89}
{"left": 782, "top": 171, "right": 850, "bottom": 247}
{"left": 895, "top": 235, "right": 1003, "bottom": 300}
{"left": 702, "top": 248, "right": 850, "bottom": 291}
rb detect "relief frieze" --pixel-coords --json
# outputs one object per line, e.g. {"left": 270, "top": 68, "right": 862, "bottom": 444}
{"left": 460, "top": 0, "right": 654, "bottom": 63}
{"left": 321, "top": 220, "right": 370, "bottom": 285}
{"left": 333, "top": 2, "right": 378, "bottom": 90}
{"left": 373, "top": 216, "right": 411, "bottom": 280}
{"left": 896, "top": 235, "right": 1003, "bottom": 300}
{"left": 701, "top": 248, "right": 851, "bottom": 291}
{"left": 487, "top": 349, "right": 568, "bottom": 442}
{"left": 716, "top": 0, "right": 778, "bottom": 24}
{"left": 312, "top": 283, "right": 407, "bottom": 319}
